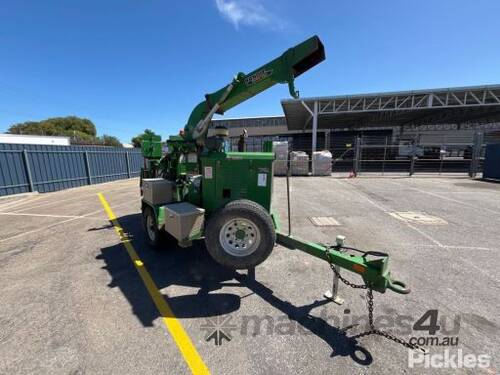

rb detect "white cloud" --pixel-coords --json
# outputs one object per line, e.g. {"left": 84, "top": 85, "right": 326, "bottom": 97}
{"left": 215, "top": 0, "right": 283, "bottom": 30}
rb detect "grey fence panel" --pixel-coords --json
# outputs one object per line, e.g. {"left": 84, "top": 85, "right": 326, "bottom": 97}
{"left": 88, "top": 150, "right": 129, "bottom": 184}
{"left": 483, "top": 144, "right": 500, "bottom": 180}
{"left": 28, "top": 149, "right": 82, "bottom": 193}
{"left": 0, "top": 143, "right": 143, "bottom": 196}
{"left": 129, "top": 152, "right": 143, "bottom": 177}
{"left": 0, "top": 148, "right": 28, "bottom": 195}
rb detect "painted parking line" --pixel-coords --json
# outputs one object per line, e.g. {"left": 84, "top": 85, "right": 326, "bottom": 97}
{"left": 0, "top": 201, "right": 133, "bottom": 245}
{"left": 0, "top": 195, "right": 44, "bottom": 211}
{"left": 334, "top": 179, "right": 445, "bottom": 247}
{"left": 11, "top": 184, "right": 136, "bottom": 213}
{"left": 0, "top": 212, "right": 103, "bottom": 219}
{"left": 97, "top": 193, "right": 210, "bottom": 375}
{"left": 0, "top": 215, "right": 81, "bottom": 245}
{"left": 388, "top": 179, "right": 500, "bottom": 215}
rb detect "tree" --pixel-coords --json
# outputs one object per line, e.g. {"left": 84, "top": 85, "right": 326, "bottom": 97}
{"left": 131, "top": 129, "right": 159, "bottom": 148}
{"left": 9, "top": 116, "right": 97, "bottom": 138}
{"left": 7, "top": 116, "right": 123, "bottom": 147}
{"left": 99, "top": 135, "right": 122, "bottom": 147}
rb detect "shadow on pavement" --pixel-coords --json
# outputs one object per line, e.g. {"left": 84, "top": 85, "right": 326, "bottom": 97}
{"left": 96, "top": 213, "right": 373, "bottom": 365}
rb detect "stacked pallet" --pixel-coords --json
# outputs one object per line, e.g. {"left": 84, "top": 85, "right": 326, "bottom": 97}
{"left": 273, "top": 141, "right": 288, "bottom": 176}
{"left": 312, "top": 150, "right": 332, "bottom": 176}
{"left": 291, "top": 151, "right": 309, "bottom": 175}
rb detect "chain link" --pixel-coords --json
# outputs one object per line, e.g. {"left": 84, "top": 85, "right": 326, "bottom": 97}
{"left": 330, "top": 264, "right": 367, "bottom": 289}
{"left": 329, "top": 262, "right": 427, "bottom": 353}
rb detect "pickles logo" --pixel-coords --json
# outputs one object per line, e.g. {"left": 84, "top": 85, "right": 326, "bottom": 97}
{"left": 200, "top": 316, "right": 237, "bottom": 346}
{"left": 245, "top": 69, "right": 273, "bottom": 86}
{"left": 408, "top": 349, "right": 491, "bottom": 369}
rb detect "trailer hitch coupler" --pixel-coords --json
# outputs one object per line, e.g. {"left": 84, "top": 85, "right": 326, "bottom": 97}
{"left": 387, "top": 279, "right": 411, "bottom": 294}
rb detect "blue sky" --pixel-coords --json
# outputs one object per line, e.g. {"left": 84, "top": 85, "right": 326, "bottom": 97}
{"left": 1, "top": 0, "right": 499, "bottom": 143}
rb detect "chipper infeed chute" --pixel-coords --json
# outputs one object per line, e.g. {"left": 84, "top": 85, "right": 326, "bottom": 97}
{"left": 184, "top": 35, "right": 325, "bottom": 143}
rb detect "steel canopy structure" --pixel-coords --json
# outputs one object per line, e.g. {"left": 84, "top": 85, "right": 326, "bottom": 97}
{"left": 281, "top": 84, "right": 500, "bottom": 154}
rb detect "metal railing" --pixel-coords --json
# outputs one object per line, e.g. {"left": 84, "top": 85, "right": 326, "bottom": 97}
{"left": 271, "top": 132, "right": 487, "bottom": 177}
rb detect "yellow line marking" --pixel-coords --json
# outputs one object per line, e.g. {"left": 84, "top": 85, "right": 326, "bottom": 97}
{"left": 97, "top": 193, "right": 210, "bottom": 375}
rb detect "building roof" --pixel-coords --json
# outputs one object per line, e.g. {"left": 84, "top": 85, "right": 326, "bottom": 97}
{"left": 0, "top": 133, "right": 71, "bottom": 146}
{"left": 281, "top": 84, "right": 500, "bottom": 131}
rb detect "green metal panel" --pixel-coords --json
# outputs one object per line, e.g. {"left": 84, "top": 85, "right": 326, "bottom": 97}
{"left": 271, "top": 211, "right": 281, "bottom": 231}
{"left": 225, "top": 151, "right": 274, "bottom": 160}
{"left": 201, "top": 151, "right": 274, "bottom": 214}
{"left": 263, "top": 140, "right": 273, "bottom": 152}
{"left": 141, "top": 134, "right": 162, "bottom": 159}
{"left": 177, "top": 161, "right": 198, "bottom": 175}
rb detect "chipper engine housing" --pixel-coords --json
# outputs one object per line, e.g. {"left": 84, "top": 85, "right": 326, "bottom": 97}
{"left": 200, "top": 151, "right": 274, "bottom": 213}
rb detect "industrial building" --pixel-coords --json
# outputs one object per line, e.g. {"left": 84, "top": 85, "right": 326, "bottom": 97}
{"left": 0, "top": 133, "right": 71, "bottom": 146}
{"left": 212, "top": 84, "right": 500, "bottom": 158}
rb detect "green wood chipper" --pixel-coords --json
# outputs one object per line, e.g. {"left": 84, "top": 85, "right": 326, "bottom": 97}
{"left": 139, "top": 37, "right": 420, "bottom": 347}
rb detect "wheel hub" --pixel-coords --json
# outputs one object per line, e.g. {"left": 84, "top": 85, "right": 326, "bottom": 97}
{"left": 219, "top": 218, "right": 261, "bottom": 257}
{"left": 235, "top": 229, "right": 246, "bottom": 240}
{"left": 146, "top": 214, "right": 156, "bottom": 241}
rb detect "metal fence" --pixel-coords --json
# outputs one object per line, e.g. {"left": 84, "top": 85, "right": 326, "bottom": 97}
{"left": 0, "top": 143, "right": 143, "bottom": 196}
{"left": 338, "top": 133, "right": 485, "bottom": 176}
{"left": 239, "top": 132, "right": 492, "bottom": 177}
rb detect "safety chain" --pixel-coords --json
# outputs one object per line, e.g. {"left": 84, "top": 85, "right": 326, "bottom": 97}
{"left": 329, "top": 262, "right": 427, "bottom": 354}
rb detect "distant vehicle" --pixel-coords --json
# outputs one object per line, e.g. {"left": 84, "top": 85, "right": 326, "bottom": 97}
{"left": 398, "top": 141, "right": 424, "bottom": 158}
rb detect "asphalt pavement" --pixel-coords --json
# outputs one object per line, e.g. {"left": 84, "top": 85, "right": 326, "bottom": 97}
{"left": 0, "top": 176, "right": 498, "bottom": 374}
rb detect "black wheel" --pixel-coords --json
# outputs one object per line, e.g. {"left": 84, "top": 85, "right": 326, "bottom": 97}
{"left": 205, "top": 199, "right": 276, "bottom": 269}
{"left": 142, "top": 206, "right": 161, "bottom": 247}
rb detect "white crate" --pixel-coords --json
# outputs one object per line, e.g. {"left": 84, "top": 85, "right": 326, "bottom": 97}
{"left": 273, "top": 141, "right": 289, "bottom": 176}
{"left": 312, "top": 151, "right": 332, "bottom": 176}
{"left": 291, "top": 151, "right": 309, "bottom": 175}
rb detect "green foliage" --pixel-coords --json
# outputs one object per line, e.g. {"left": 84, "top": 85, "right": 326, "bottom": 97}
{"left": 131, "top": 129, "right": 159, "bottom": 148}
{"left": 7, "top": 116, "right": 122, "bottom": 147}
{"left": 9, "top": 116, "right": 97, "bottom": 137}
{"left": 99, "top": 135, "right": 122, "bottom": 147}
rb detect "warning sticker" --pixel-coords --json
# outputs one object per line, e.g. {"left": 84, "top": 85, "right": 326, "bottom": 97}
{"left": 257, "top": 173, "right": 267, "bottom": 187}
{"left": 204, "top": 166, "right": 213, "bottom": 179}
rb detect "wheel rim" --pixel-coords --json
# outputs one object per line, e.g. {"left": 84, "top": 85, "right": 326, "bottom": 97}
{"left": 146, "top": 214, "right": 157, "bottom": 241}
{"left": 219, "top": 217, "right": 261, "bottom": 257}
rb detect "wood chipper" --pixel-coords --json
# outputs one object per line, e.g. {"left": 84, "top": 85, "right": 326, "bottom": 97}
{"left": 140, "top": 35, "right": 424, "bottom": 352}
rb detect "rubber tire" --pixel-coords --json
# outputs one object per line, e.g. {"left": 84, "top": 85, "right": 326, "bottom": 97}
{"left": 142, "top": 206, "right": 161, "bottom": 248}
{"left": 205, "top": 199, "right": 276, "bottom": 269}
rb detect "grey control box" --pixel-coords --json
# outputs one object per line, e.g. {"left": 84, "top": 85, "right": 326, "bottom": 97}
{"left": 142, "top": 178, "right": 175, "bottom": 205}
{"left": 163, "top": 202, "right": 205, "bottom": 241}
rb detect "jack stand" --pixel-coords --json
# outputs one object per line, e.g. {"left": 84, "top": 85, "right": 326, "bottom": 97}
{"left": 324, "top": 235, "right": 346, "bottom": 305}
{"left": 324, "top": 264, "right": 344, "bottom": 305}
